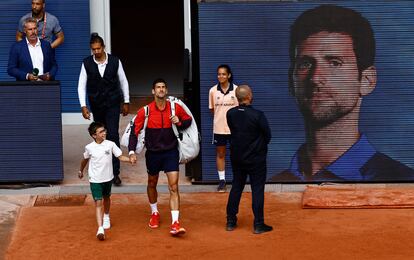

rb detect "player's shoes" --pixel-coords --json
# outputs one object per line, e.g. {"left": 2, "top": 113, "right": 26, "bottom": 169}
{"left": 170, "top": 221, "right": 186, "bottom": 236}
{"left": 149, "top": 212, "right": 160, "bottom": 228}
{"left": 103, "top": 216, "right": 111, "bottom": 229}
{"left": 96, "top": 226, "right": 105, "bottom": 241}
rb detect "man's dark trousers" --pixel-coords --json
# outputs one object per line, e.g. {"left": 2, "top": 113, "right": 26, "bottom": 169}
{"left": 91, "top": 104, "right": 121, "bottom": 177}
{"left": 226, "top": 163, "right": 266, "bottom": 226}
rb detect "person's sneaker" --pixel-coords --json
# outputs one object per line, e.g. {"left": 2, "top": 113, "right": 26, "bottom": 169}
{"left": 170, "top": 221, "right": 186, "bottom": 236}
{"left": 226, "top": 220, "right": 237, "bottom": 231}
{"left": 254, "top": 223, "right": 273, "bottom": 234}
{"left": 217, "top": 180, "right": 226, "bottom": 192}
{"left": 148, "top": 212, "right": 160, "bottom": 228}
{"left": 96, "top": 227, "right": 105, "bottom": 241}
{"left": 103, "top": 216, "right": 111, "bottom": 229}
{"left": 113, "top": 175, "right": 122, "bottom": 186}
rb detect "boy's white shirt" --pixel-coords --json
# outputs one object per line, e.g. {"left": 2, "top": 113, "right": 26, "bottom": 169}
{"left": 83, "top": 140, "right": 122, "bottom": 183}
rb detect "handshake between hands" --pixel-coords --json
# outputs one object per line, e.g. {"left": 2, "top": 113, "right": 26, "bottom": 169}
{"left": 78, "top": 153, "right": 138, "bottom": 179}
{"left": 129, "top": 153, "right": 137, "bottom": 164}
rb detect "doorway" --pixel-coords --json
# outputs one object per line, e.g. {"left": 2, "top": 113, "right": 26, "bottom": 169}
{"left": 110, "top": 1, "right": 185, "bottom": 109}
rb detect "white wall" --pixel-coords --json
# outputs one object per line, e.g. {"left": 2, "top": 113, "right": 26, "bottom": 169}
{"left": 184, "top": 0, "right": 192, "bottom": 52}
{"left": 89, "top": 0, "right": 111, "bottom": 53}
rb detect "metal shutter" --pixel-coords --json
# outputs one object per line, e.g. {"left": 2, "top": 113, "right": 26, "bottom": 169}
{"left": 0, "top": 82, "right": 63, "bottom": 182}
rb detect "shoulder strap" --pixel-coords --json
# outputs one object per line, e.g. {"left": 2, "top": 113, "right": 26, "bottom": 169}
{"left": 142, "top": 105, "right": 149, "bottom": 130}
{"left": 170, "top": 99, "right": 176, "bottom": 117}
{"left": 169, "top": 100, "right": 179, "bottom": 139}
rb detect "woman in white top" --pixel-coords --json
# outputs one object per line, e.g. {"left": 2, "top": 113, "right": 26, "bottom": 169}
{"left": 208, "top": 64, "right": 238, "bottom": 192}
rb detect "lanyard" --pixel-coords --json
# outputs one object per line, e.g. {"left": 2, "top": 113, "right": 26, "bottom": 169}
{"left": 41, "top": 12, "right": 47, "bottom": 39}
{"left": 34, "top": 12, "right": 47, "bottom": 40}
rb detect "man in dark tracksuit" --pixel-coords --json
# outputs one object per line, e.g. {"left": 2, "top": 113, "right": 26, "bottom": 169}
{"left": 78, "top": 33, "right": 130, "bottom": 186}
{"left": 225, "top": 85, "right": 273, "bottom": 234}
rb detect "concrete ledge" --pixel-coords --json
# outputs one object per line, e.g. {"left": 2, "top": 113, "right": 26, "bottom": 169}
{"left": 1, "top": 183, "right": 414, "bottom": 195}
{"left": 0, "top": 195, "right": 32, "bottom": 257}
{"left": 61, "top": 113, "right": 89, "bottom": 125}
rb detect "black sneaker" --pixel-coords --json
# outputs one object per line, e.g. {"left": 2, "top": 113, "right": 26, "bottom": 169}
{"left": 113, "top": 175, "right": 122, "bottom": 186}
{"left": 226, "top": 221, "right": 237, "bottom": 231}
{"left": 217, "top": 180, "right": 226, "bottom": 192}
{"left": 254, "top": 223, "right": 273, "bottom": 234}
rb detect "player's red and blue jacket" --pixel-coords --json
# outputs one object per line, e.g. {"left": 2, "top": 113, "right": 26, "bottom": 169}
{"left": 128, "top": 101, "right": 192, "bottom": 152}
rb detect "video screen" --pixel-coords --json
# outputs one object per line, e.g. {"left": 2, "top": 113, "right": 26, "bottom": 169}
{"left": 199, "top": 1, "right": 414, "bottom": 182}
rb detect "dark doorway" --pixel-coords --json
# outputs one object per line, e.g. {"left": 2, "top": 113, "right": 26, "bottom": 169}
{"left": 111, "top": 1, "right": 184, "bottom": 106}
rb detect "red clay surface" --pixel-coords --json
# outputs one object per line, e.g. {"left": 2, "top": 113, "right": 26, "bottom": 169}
{"left": 6, "top": 192, "right": 414, "bottom": 259}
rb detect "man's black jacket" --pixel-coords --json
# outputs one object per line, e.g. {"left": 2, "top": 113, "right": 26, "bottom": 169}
{"left": 226, "top": 104, "right": 271, "bottom": 166}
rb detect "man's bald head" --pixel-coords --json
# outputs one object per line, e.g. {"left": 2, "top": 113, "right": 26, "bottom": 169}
{"left": 236, "top": 85, "right": 253, "bottom": 105}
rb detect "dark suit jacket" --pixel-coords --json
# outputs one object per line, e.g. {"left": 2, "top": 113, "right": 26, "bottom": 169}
{"left": 226, "top": 104, "right": 271, "bottom": 167}
{"left": 7, "top": 39, "right": 57, "bottom": 81}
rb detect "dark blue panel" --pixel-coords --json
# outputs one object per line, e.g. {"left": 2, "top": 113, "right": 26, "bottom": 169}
{"left": 0, "top": 0, "right": 90, "bottom": 112}
{"left": 199, "top": 1, "right": 414, "bottom": 182}
{"left": 0, "top": 82, "right": 63, "bottom": 182}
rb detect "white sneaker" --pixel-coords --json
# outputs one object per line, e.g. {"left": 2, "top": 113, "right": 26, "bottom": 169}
{"left": 96, "top": 227, "right": 105, "bottom": 241}
{"left": 103, "top": 216, "right": 111, "bottom": 229}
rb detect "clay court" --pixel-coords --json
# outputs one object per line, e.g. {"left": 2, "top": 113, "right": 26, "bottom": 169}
{"left": 2, "top": 122, "right": 414, "bottom": 259}
{"left": 4, "top": 190, "right": 414, "bottom": 259}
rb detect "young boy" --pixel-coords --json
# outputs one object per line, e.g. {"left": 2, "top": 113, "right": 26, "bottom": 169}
{"left": 78, "top": 122, "right": 131, "bottom": 240}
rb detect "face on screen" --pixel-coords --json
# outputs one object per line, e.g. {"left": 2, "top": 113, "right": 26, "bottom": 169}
{"left": 292, "top": 31, "right": 363, "bottom": 126}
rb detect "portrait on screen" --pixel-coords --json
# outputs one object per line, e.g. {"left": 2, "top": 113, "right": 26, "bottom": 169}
{"left": 270, "top": 4, "right": 414, "bottom": 182}
{"left": 198, "top": 1, "right": 414, "bottom": 182}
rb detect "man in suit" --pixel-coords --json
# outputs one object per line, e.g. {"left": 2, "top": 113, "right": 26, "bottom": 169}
{"left": 225, "top": 84, "right": 273, "bottom": 234}
{"left": 8, "top": 17, "right": 57, "bottom": 81}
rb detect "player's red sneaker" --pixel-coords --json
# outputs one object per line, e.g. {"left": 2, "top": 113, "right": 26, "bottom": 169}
{"left": 170, "top": 221, "right": 186, "bottom": 236}
{"left": 148, "top": 212, "right": 160, "bottom": 228}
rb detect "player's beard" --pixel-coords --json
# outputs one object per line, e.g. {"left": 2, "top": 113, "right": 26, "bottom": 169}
{"left": 298, "top": 98, "right": 358, "bottom": 129}
{"left": 155, "top": 90, "right": 166, "bottom": 100}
